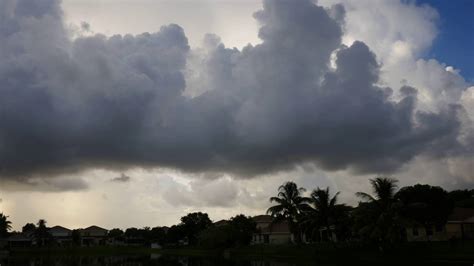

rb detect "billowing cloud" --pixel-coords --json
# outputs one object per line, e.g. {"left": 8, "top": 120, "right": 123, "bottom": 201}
{"left": 110, "top": 173, "right": 131, "bottom": 183}
{"left": 162, "top": 176, "right": 239, "bottom": 207}
{"left": 0, "top": 0, "right": 471, "bottom": 186}
{"left": 0, "top": 176, "right": 89, "bottom": 192}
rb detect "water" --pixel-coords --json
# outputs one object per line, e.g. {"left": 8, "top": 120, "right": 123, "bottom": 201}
{"left": 0, "top": 253, "right": 468, "bottom": 266}
{"left": 0, "top": 254, "right": 316, "bottom": 266}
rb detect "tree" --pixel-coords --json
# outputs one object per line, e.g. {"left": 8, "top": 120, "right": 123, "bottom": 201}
{"left": 22, "top": 223, "right": 36, "bottom": 234}
{"left": 356, "top": 177, "right": 398, "bottom": 209}
{"left": 396, "top": 184, "right": 453, "bottom": 228}
{"left": 302, "top": 187, "right": 347, "bottom": 242}
{"left": 0, "top": 213, "right": 12, "bottom": 237}
{"left": 149, "top": 227, "right": 168, "bottom": 244}
{"left": 198, "top": 225, "right": 234, "bottom": 248}
{"left": 310, "top": 187, "right": 340, "bottom": 227}
{"left": 267, "top": 181, "right": 311, "bottom": 243}
{"left": 354, "top": 177, "right": 404, "bottom": 243}
{"left": 166, "top": 224, "right": 186, "bottom": 245}
{"left": 229, "top": 214, "right": 257, "bottom": 246}
{"left": 198, "top": 214, "right": 256, "bottom": 248}
{"left": 180, "top": 212, "right": 212, "bottom": 245}
{"left": 448, "top": 189, "right": 474, "bottom": 208}
{"left": 108, "top": 228, "right": 124, "bottom": 242}
{"left": 35, "top": 219, "right": 51, "bottom": 246}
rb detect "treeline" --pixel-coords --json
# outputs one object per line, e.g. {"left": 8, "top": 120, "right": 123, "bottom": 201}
{"left": 0, "top": 177, "right": 472, "bottom": 248}
{"left": 268, "top": 177, "right": 474, "bottom": 244}
{"left": 107, "top": 212, "right": 256, "bottom": 248}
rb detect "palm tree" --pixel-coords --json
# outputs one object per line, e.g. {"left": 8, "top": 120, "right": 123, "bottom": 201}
{"left": 0, "top": 213, "right": 12, "bottom": 237}
{"left": 303, "top": 187, "right": 340, "bottom": 241}
{"left": 356, "top": 177, "right": 398, "bottom": 209}
{"left": 354, "top": 177, "right": 403, "bottom": 243}
{"left": 35, "top": 219, "right": 51, "bottom": 246}
{"left": 267, "top": 181, "right": 311, "bottom": 243}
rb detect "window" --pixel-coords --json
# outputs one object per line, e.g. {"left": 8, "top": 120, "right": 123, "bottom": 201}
{"left": 426, "top": 226, "right": 433, "bottom": 236}
{"left": 412, "top": 227, "right": 419, "bottom": 236}
{"left": 435, "top": 224, "right": 444, "bottom": 232}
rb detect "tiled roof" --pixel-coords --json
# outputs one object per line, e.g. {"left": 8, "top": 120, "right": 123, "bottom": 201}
{"left": 49, "top": 225, "right": 71, "bottom": 232}
{"left": 252, "top": 215, "right": 273, "bottom": 223}
{"left": 214, "top": 220, "right": 229, "bottom": 226}
{"left": 252, "top": 214, "right": 291, "bottom": 234}
{"left": 83, "top": 225, "right": 108, "bottom": 231}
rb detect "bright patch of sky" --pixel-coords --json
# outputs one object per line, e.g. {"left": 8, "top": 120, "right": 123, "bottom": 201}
{"left": 418, "top": 0, "right": 474, "bottom": 81}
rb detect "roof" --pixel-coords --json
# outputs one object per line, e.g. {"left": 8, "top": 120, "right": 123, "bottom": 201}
{"left": 252, "top": 215, "right": 273, "bottom": 223}
{"left": 49, "top": 225, "right": 71, "bottom": 232}
{"left": 448, "top": 207, "right": 474, "bottom": 222}
{"left": 83, "top": 225, "right": 108, "bottom": 231}
{"left": 252, "top": 215, "right": 291, "bottom": 234}
{"left": 214, "top": 220, "right": 229, "bottom": 227}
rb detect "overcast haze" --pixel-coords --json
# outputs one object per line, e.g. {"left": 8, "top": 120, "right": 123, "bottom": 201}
{"left": 0, "top": 0, "right": 472, "bottom": 231}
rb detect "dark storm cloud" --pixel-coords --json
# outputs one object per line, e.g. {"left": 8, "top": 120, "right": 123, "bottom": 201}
{"left": 0, "top": 0, "right": 470, "bottom": 183}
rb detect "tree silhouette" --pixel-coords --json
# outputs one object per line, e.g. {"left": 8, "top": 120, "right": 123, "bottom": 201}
{"left": 180, "top": 212, "right": 212, "bottom": 245}
{"left": 22, "top": 223, "right": 36, "bottom": 234}
{"left": 302, "top": 187, "right": 342, "bottom": 241}
{"left": 448, "top": 189, "right": 474, "bottom": 208}
{"left": 354, "top": 177, "right": 404, "bottom": 243}
{"left": 356, "top": 177, "right": 398, "bottom": 208}
{"left": 35, "top": 219, "right": 51, "bottom": 246}
{"left": 229, "top": 214, "right": 257, "bottom": 246}
{"left": 0, "top": 213, "right": 12, "bottom": 237}
{"left": 396, "top": 184, "right": 453, "bottom": 230}
{"left": 198, "top": 214, "right": 256, "bottom": 248}
{"left": 267, "top": 181, "right": 311, "bottom": 243}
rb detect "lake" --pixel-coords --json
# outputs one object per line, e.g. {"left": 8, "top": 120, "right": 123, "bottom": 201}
{"left": 0, "top": 253, "right": 470, "bottom": 266}
{"left": 0, "top": 254, "right": 319, "bottom": 266}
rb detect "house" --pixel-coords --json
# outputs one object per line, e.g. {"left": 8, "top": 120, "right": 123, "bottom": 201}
{"left": 445, "top": 207, "right": 474, "bottom": 240}
{"left": 7, "top": 232, "right": 34, "bottom": 248}
{"left": 251, "top": 215, "right": 294, "bottom": 245}
{"left": 407, "top": 207, "right": 474, "bottom": 242}
{"left": 318, "top": 225, "right": 338, "bottom": 242}
{"left": 406, "top": 223, "right": 447, "bottom": 242}
{"left": 80, "top": 226, "right": 108, "bottom": 246}
{"left": 48, "top": 226, "right": 72, "bottom": 246}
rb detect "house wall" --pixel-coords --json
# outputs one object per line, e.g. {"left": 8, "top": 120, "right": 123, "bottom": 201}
{"left": 269, "top": 233, "right": 292, "bottom": 244}
{"left": 252, "top": 233, "right": 292, "bottom": 245}
{"left": 81, "top": 229, "right": 107, "bottom": 237}
{"left": 446, "top": 224, "right": 463, "bottom": 239}
{"left": 463, "top": 223, "right": 474, "bottom": 239}
{"left": 406, "top": 226, "right": 447, "bottom": 242}
{"left": 50, "top": 231, "right": 71, "bottom": 237}
{"left": 446, "top": 223, "right": 474, "bottom": 239}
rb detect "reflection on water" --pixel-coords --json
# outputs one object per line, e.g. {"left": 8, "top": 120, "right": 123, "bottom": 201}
{"left": 0, "top": 255, "right": 314, "bottom": 266}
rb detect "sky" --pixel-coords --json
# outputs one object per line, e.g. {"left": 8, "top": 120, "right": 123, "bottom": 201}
{"left": 0, "top": 0, "right": 472, "bottom": 231}
{"left": 418, "top": 0, "right": 474, "bottom": 82}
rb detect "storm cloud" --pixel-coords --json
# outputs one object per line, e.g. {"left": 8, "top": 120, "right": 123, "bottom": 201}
{"left": 0, "top": 0, "right": 471, "bottom": 182}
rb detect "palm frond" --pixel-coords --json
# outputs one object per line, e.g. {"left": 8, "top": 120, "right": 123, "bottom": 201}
{"left": 355, "top": 192, "right": 377, "bottom": 202}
